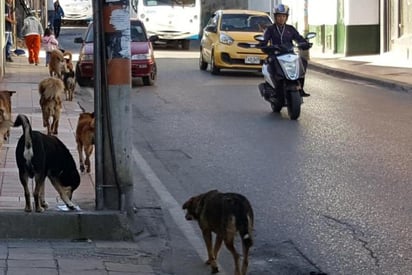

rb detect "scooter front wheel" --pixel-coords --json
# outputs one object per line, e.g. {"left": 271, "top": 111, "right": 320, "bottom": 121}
{"left": 287, "top": 91, "right": 301, "bottom": 120}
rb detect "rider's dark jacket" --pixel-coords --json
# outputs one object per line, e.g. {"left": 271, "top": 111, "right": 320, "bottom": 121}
{"left": 261, "top": 23, "right": 308, "bottom": 85}
{"left": 262, "top": 23, "right": 306, "bottom": 46}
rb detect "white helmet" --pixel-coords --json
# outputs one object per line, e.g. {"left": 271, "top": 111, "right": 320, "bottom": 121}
{"left": 274, "top": 4, "right": 290, "bottom": 16}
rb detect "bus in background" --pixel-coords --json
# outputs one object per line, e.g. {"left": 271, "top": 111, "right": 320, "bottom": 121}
{"left": 131, "top": 0, "right": 201, "bottom": 50}
{"left": 59, "top": 0, "right": 93, "bottom": 21}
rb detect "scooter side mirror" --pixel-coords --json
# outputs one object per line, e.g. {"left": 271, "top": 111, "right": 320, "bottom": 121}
{"left": 254, "top": 34, "right": 264, "bottom": 42}
{"left": 305, "top": 32, "right": 316, "bottom": 40}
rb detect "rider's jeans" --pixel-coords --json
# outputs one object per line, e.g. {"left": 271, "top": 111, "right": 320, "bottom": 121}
{"left": 5, "top": 31, "right": 13, "bottom": 59}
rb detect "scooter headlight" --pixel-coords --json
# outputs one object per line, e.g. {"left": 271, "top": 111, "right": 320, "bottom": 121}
{"left": 278, "top": 54, "right": 300, "bottom": 80}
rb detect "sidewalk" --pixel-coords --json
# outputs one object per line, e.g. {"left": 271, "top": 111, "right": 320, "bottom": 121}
{"left": 0, "top": 55, "right": 162, "bottom": 274}
{"left": 309, "top": 51, "right": 412, "bottom": 92}
{"left": 0, "top": 55, "right": 95, "bottom": 211}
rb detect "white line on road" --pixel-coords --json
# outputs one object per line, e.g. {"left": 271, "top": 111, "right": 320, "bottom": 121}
{"left": 132, "top": 147, "right": 228, "bottom": 275}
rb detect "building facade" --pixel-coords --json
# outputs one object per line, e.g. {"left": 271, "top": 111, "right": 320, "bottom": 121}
{"left": 286, "top": 0, "right": 411, "bottom": 59}
{"left": 247, "top": 0, "right": 411, "bottom": 60}
{"left": 2, "top": 0, "right": 410, "bottom": 79}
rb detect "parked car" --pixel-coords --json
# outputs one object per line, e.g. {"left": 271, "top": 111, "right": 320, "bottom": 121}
{"left": 199, "top": 9, "right": 273, "bottom": 74}
{"left": 74, "top": 19, "right": 158, "bottom": 86}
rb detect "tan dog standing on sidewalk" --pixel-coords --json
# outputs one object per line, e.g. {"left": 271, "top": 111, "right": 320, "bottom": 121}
{"left": 0, "top": 90, "right": 16, "bottom": 147}
{"left": 183, "top": 190, "right": 254, "bottom": 275}
{"left": 39, "top": 77, "right": 64, "bottom": 135}
{"left": 75, "top": 112, "right": 95, "bottom": 173}
{"left": 49, "top": 49, "right": 67, "bottom": 79}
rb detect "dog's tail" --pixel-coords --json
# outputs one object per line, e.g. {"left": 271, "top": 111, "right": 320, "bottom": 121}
{"left": 233, "top": 195, "right": 254, "bottom": 249}
{"left": 63, "top": 51, "right": 72, "bottom": 62}
{"left": 13, "top": 114, "right": 34, "bottom": 169}
{"left": 63, "top": 51, "right": 74, "bottom": 71}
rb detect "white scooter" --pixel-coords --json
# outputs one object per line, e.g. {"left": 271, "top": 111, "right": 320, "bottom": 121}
{"left": 240, "top": 32, "right": 316, "bottom": 120}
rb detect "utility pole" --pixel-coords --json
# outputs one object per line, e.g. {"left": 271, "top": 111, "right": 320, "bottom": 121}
{"left": 301, "top": 0, "right": 310, "bottom": 60}
{"left": 303, "top": 0, "right": 308, "bottom": 35}
{"left": 94, "top": 0, "right": 133, "bottom": 211}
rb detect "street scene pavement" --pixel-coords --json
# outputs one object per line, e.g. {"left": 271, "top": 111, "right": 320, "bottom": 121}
{"left": 0, "top": 53, "right": 165, "bottom": 274}
{"left": 0, "top": 44, "right": 410, "bottom": 274}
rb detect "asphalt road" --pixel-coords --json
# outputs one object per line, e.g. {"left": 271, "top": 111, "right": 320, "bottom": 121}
{"left": 61, "top": 26, "right": 412, "bottom": 274}
{"left": 130, "top": 54, "right": 412, "bottom": 274}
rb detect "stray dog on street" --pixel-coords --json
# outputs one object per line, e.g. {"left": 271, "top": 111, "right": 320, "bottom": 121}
{"left": 0, "top": 90, "right": 16, "bottom": 147}
{"left": 14, "top": 114, "right": 80, "bottom": 212}
{"left": 48, "top": 49, "right": 67, "bottom": 78}
{"left": 183, "top": 189, "right": 254, "bottom": 275}
{"left": 75, "top": 112, "right": 95, "bottom": 173}
{"left": 63, "top": 51, "right": 74, "bottom": 72}
{"left": 63, "top": 69, "right": 75, "bottom": 101}
{"left": 38, "top": 77, "right": 64, "bottom": 135}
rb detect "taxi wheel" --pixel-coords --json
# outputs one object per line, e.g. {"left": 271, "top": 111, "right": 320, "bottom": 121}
{"left": 199, "top": 51, "right": 208, "bottom": 71}
{"left": 210, "top": 52, "right": 220, "bottom": 75}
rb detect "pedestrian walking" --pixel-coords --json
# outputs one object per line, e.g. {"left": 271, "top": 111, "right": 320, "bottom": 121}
{"left": 5, "top": 0, "right": 16, "bottom": 62}
{"left": 53, "top": 0, "right": 65, "bottom": 38}
{"left": 21, "top": 12, "right": 44, "bottom": 65}
{"left": 42, "top": 28, "right": 59, "bottom": 67}
{"left": 47, "top": 0, "right": 55, "bottom": 30}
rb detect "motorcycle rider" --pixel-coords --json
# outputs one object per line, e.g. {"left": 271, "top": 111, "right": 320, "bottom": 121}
{"left": 260, "top": 4, "right": 311, "bottom": 97}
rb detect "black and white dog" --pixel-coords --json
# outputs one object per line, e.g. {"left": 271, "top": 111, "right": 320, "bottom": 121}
{"left": 14, "top": 114, "right": 80, "bottom": 212}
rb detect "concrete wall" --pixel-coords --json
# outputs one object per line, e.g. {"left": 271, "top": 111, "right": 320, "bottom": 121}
{"left": 307, "top": 0, "right": 380, "bottom": 56}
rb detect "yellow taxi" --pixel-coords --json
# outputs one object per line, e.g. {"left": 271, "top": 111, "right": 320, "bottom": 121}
{"left": 199, "top": 9, "right": 273, "bottom": 74}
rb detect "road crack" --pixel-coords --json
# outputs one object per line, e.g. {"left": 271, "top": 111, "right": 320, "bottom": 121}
{"left": 323, "top": 214, "right": 380, "bottom": 267}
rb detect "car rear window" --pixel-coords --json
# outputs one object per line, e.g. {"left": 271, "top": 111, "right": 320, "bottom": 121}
{"left": 84, "top": 24, "right": 94, "bottom": 43}
{"left": 83, "top": 21, "right": 148, "bottom": 43}
{"left": 131, "top": 21, "right": 148, "bottom": 42}
{"left": 220, "top": 14, "right": 272, "bottom": 32}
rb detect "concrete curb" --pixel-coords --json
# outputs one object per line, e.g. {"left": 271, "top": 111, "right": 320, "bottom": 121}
{"left": 309, "top": 62, "right": 412, "bottom": 93}
{"left": 0, "top": 211, "right": 135, "bottom": 240}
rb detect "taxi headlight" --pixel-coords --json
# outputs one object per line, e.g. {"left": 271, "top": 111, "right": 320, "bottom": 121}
{"left": 219, "top": 33, "right": 234, "bottom": 45}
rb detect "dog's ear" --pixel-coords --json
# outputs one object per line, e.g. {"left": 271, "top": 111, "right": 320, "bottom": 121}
{"left": 182, "top": 198, "right": 192, "bottom": 210}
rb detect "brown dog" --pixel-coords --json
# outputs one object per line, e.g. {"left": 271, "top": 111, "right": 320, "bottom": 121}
{"left": 183, "top": 190, "right": 254, "bottom": 275}
{"left": 75, "top": 112, "right": 95, "bottom": 173}
{"left": 63, "top": 69, "right": 75, "bottom": 101}
{"left": 63, "top": 51, "right": 74, "bottom": 72}
{"left": 0, "top": 90, "right": 15, "bottom": 145}
{"left": 39, "top": 77, "right": 64, "bottom": 135}
{"left": 62, "top": 51, "right": 75, "bottom": 101}
{"left": 49, "top": 49, "right": 67, "bottom": 78}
